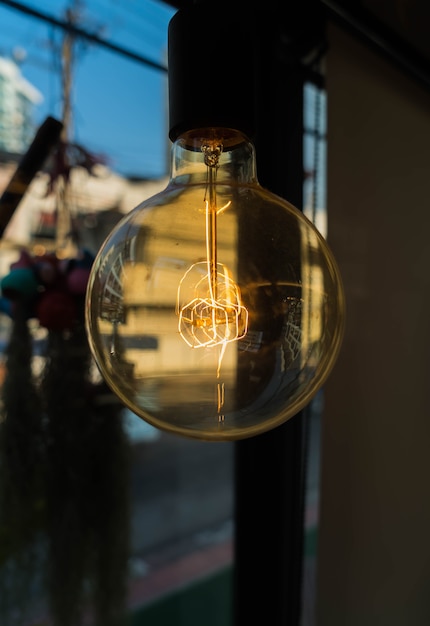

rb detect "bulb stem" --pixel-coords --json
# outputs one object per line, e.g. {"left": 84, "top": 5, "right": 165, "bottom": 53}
{"left": 203, "top": 142, "right": 222, "bottom": 305}
{"left": 208, "top": 169, "right": 217, "bottom": 303}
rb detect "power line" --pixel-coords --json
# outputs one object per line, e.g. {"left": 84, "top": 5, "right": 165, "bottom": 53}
{"left": 0, "top": 0, "right": 167, "bottom": 72}
{"left": 91, "top": 1, "right": 166, "bottom": 51}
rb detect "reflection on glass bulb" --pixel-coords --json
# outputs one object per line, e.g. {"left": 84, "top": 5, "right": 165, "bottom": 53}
{"left": 85, "top": 128, "right": 345, "bottom": 441}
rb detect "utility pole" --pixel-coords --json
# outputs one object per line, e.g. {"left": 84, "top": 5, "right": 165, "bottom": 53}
{"left": 55, "top": 1, "right": 81, "bottom": 257}
{"left": 61, "top": 6, "right": 76, "bottom": 143}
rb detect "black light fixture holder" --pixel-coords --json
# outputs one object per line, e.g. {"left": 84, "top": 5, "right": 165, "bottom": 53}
{"left": 167, "top": 4, "right": 257, "bottom": 142}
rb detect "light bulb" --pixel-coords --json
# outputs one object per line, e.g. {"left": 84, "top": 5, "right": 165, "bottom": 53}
{"left": 86, "top": 5, "right": 345, "bottom": 440}
{"left": 85, "top": 127, "right": 345, "bottom": 440}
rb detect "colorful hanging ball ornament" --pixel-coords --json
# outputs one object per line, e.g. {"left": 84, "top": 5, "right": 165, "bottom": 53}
{"left": 37, "top": 290, "right": 77, "bottom": 331}
{"left": 36, "top": 255, "right": 60, "bottom": 286}
{"left": 1, "top": 249, "right": 95, "bottom": 329}
{"left": 10, "top": 249, "right": 34, "bottom": 270}
{"left": 67, "top": 267, "right": 92, "bottom": 296}
{"left": 0, "top": 268, "right": 40, "bottom": 300}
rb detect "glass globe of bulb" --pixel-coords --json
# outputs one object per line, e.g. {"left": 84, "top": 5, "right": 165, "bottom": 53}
{"left": 85, "top": 128, "right": 345, "bottom": 441}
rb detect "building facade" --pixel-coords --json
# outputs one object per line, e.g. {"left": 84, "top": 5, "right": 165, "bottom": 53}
{"left": 0, "top": 55, "right": 42, "bottom": 154}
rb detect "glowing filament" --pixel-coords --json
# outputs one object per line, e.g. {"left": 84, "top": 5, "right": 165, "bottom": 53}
{"left": 176, "top": 259, "right": 248, "bottom": 349}
{"left": 217, "top": 382, "right": 225, "bottom": 422}
{"left": 176, "top": 195, "right": 248, "bottom": 353}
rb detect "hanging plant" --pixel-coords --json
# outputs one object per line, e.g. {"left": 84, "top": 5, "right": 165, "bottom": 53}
{"left": 45, "top": 140, "right": 109, "bottom": 196}
{"left": 0, "top": 248, "right": 131, "bottom": 626}
{"left": 0, "top": 252, "right": 45, "bottom": 625}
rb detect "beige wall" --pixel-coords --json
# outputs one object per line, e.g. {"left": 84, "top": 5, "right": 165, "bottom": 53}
{"left": 317, "top": 23, "right": 430, "bottom": 626}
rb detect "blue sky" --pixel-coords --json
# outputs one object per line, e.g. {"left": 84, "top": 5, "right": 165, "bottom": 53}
{"left": 0, "top": 0, "right": 176, "bottom": 178}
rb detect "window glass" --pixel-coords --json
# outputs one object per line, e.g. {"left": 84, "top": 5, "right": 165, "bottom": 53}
{"left": 301, "top": 80, "right": 327, "bottom": 626}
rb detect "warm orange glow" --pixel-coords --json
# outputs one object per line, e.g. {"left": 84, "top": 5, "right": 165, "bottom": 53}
{"left": 175, "top": 198, "right": 247, "bottom": 421}
{"left": 176, "top": 196, "right": 248, "bottom": 375}
{"left": 176, "top": 260, "right": 248, "bottom": 348}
